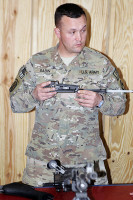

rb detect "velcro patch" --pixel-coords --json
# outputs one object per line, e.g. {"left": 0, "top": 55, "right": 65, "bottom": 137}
{"left": 113, "top": 69, "right": 119, "bottom": 81}
{"left": 79, "top": 70, "right": 100, "bottom": 75}
{"left": 9, "top": 79, "right": 19, "bottom": 92}
{"left": 9, "top": 66, "right": 28, "bottom": 95}
{"left": 19, "top": 67, "right": 27, "bottom": 79}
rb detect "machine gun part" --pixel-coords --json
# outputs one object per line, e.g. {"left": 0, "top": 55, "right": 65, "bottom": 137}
{"left": 44, "top": 81, "right": 133, "bottom": 93}
{"left": 47, "top": 160, "right": 65, "bottom": 174}
{"left": 44, "top": 81, "right": 80, "bottom": 93}
{"left": 47, "top": 160, "right": 98, "bottom": 200}
{"left": 0, "top": 182, "right": 54, "bottom": 200}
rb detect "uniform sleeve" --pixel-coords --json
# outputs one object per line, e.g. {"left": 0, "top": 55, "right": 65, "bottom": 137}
{"left": 9, "top": 59, "right": 38, "bottom": 113}
{"left": 99, "top": 61, "right": 127, "bottom": 116}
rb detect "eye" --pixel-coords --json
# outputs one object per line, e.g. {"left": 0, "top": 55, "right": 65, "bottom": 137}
{"left": 71, "top": 31, "right": 76, "bottom": 35}
{"left": 81, "top": 28, "right": 86, "bottom": 33}
{"left": 69, "top": 30, "right": 76, "bottom": 35}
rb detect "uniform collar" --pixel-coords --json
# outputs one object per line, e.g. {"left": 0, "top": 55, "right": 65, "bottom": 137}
{"left": 52, "top": 44, "right": 87, "bottom": 67}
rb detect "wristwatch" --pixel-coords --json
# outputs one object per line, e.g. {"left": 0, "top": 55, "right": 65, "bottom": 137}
{"left": 98, "top": 100, "right": 104, "bottom": 108}
{"left": 98, "top": 95, "right": 104, "bottom": 108}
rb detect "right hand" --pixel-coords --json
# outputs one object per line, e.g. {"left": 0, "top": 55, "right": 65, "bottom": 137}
{"left": 32, "top": 81, "right": 57, "bottom": 101}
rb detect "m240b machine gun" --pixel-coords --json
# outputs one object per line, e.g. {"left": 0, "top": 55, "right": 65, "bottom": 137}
{"left": 45, "top": 160, "right": 98, "bottom": 200}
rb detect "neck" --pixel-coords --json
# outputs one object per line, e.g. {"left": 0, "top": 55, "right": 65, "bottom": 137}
{"left": 58, "top": 44, "right": 78, "bottom": 58}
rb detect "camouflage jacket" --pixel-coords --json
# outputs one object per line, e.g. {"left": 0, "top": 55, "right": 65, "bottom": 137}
{"left": 9, "top": 45, "right": 126, "bottom": 165}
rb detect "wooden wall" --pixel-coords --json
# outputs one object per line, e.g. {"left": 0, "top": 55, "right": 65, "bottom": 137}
{"left": 0, "top": 0, "right": 133, "bottom": 185}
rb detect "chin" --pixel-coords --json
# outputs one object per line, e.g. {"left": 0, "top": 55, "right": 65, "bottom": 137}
{"left": 74, "top": 47, "right": 84, "bottom": 53}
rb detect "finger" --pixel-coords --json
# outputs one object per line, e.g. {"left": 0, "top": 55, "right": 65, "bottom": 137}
{"left": 40, "top": 81, "right": 51, "bottom": 88}
{"left": 75, "top": 99, "right": 94, "bottom": 108}
{"left": 41, "top": 93, "right": 56, "bottom": 100}
{"left": 75, "top": 97, "right": 91, "bottom": 104}
{"left": 78, "top": 90, "right": 94, "bottom": 95}
{"left": 39, "top": 81, "right": 56, "bottom": 93}
{"left": 39, "top": 91, "right": 57, "bottom": 101}
{"left": 42, "top": 87, "right": 56, "bottom": 93}
{"left": 76, "top": 94, "right": 91, "bottom": 100}
{"left": 77, "top": 90, "right": 96, "bottom": 98}
{"left": 75, "top": 97, "right": 95, "bottom": 108}
{"left": 78, "top": 102, "right": 94, "bottom": 108}
{"left": 76, "top": 93, "right": 94, "bottom": 101}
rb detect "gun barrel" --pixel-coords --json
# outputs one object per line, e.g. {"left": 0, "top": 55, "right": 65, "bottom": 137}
{"left": 106, "top": 89, "right": 133, "bottom": 93}
{"left": 86, "top": 89, "right": 133, "bottom": 93}
{"left": 85, "top": 89, "right": 106, "bottom": 93}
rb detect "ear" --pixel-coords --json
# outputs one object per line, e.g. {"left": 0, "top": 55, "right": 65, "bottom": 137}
{"left": 54, "top": 27, "right": 61, "bottom": 39}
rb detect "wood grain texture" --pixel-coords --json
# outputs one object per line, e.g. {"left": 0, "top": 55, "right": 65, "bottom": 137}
{"left": 0, "top": 0, "right": 133, "bottom": 185}
{"left": 106, "top": 0, "right": 133, "bottom": 183}
{"left": 0, "top": 0, "right": 32, "bottom": 184}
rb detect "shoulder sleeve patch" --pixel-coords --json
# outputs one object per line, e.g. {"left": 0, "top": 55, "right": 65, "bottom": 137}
{"left": 9, "top": 66, "right": 28, "bottom": 95}
{"left": 113, "top": 69, "right": 119, "bottom": 81}
{"left": 120, "top": 79, "right": 125, "bottom": 90}
{"left": 19, "top": 67, "right": 28, "bottom": 79}
{"left": 113, "top": 69, "right": 125, "bottom": 90}
{"left": 9, "top": 78, "right": 19, "bottom": 93}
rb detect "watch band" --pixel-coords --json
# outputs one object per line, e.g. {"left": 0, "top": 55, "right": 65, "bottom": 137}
{"left": 98, "top": 100, "right": 104, "bottom": 108}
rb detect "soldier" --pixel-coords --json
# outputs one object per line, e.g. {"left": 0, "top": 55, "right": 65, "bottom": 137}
{"left": 9, "top": 3, "right": 126, "bottom": 187}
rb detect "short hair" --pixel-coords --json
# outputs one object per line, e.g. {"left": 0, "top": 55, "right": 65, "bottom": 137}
{"left": 55, "top": 3, "right": 86, "bottom": 27}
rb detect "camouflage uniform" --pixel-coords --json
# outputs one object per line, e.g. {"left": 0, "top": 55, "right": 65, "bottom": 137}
{"left": 22, "top": 157, "right": 108, "bottom": 187}
{"left": 9, "top": 44, "right": 126, "bottom": 186}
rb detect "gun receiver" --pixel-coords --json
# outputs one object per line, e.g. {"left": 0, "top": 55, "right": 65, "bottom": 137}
{"left": 46, "top": 160, "right": 98, "bottom": 200}
{"left": 44, "top": 81, "right": 133, "bottom": 93}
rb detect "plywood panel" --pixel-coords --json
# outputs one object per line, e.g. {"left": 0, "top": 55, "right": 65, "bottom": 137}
{"left": 105, "top": 0, "right": 133, "bottom": 183}
{"left": 0, "top": 0, "right": 32, "bottom": 184}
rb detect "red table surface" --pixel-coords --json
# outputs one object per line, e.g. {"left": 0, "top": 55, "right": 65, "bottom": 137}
{"left": 0, "top": 184, "right": 133, "bottom": 200}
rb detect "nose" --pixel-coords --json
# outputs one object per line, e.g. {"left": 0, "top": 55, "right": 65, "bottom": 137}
{"left": 75, "top": 32, "right": 82, "bottom": 41}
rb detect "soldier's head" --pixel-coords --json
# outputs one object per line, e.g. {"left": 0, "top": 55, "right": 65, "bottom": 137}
{"left": 54, "top": 3, "right": 87, "bottom": 57}
{"left": 54, "top": 3, "right": 86, "bottom": 28}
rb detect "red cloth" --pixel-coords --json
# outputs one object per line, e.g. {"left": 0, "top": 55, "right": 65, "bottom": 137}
{"left": 0, "top": 185, "right": 133, "bottom": 200}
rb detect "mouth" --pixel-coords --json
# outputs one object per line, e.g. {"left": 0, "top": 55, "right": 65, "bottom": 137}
{"left": 75, "top": 43, "right": 82, "bottom": 47}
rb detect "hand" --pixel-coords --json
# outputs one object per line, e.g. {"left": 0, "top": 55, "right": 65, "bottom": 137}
{"left": 75, "top": 90, "right": 103, "bottom": 108}
{"left": 32, "top": 81, "right": 57, "bottom": 101}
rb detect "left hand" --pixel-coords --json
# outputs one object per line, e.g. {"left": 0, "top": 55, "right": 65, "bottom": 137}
{"left": 75, "top": 90, "right": 103, "bottom": 108}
